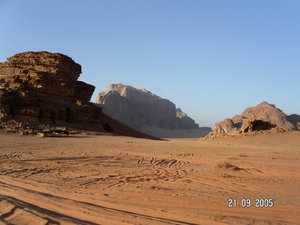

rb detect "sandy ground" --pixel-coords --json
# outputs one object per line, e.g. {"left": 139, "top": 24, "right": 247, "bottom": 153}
{"left": 0, "top": 132, "right": 299, "bottom": 225}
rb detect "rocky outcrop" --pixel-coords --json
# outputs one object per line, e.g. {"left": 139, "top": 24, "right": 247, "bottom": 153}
{"left": 97, "top": 83, "right": 199, "bottom": 130}
{"left": 0, "top": 51, "right": 100, "bottom": 129}
{"left": 240, "top": 102, "right": 296, "bottom": 131}
{"left": 207, "top": 101, "right": 299, "bottom": 137}
{"left": 214, "top": 119, "right": 239, "bottom": 135}
{"left": 0, "top": 51, "right": 162, "bottom": 140}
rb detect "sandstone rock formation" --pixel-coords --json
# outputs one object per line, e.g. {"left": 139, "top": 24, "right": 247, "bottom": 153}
{"left": 0, "top": 51, "right": 100, "bottom": 129}
{"left": 97, "top": 83, "right": 199, "bottom": 130}
{"left": 0, "top": 51, "right": 161, "bottom": 140}
{"left": 207, "top": 101, "right": 299, "bottom": 137}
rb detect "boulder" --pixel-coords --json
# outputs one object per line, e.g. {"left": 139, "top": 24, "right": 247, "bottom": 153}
{"left": 97, "top": 83, "right": 199, "bottom": 130}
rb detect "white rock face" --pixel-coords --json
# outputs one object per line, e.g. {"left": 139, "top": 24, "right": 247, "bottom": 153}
{"left": 97, "top": 84, "right": 199, "bottom": 130}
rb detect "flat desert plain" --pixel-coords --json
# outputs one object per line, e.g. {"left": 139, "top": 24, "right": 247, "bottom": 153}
{"left": 0, "top": 132, "right": 299, "bottom": 225}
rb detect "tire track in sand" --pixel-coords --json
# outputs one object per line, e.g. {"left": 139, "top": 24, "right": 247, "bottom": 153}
{"left": 0, "top": 180, "right": 199, "bottom": 225}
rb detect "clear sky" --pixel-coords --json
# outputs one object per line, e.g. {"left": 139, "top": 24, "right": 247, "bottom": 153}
{"left": 1, "top": 0, "right": 299, "bottom": 127}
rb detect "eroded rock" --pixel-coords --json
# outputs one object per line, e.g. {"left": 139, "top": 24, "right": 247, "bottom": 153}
{"left": 207, "top": 101, "right": 299, "bottom": 138}
{"left": 240, "top": 119, "right": 276, "bottom": 133}
{"left": 0, "top": 51, "right": 102, "bottom": 131}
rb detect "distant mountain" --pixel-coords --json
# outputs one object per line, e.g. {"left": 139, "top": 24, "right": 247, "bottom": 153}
{"left": 96, "top": 84, "right": 200, "bottom": 131}
{"left": 207, "top": 101, "right": 299, "bottom": 137}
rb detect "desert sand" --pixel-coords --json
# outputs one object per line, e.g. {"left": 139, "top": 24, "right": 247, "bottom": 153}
{"left": 0, "top": 132, "right": 299, "bottom": 225}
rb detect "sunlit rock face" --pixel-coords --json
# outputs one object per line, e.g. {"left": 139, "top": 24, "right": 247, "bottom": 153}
{"left": 0, "top": 51, "right": 102, "bottom": 130}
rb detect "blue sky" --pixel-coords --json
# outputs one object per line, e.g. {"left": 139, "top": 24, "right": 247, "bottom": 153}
{"left": 1, "top": 0, "right": 299, "bottom": 127}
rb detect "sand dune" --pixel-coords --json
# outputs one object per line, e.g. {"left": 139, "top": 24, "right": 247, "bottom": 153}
{"left": 0, "top": 132, "right": 299, "bottom": 224}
